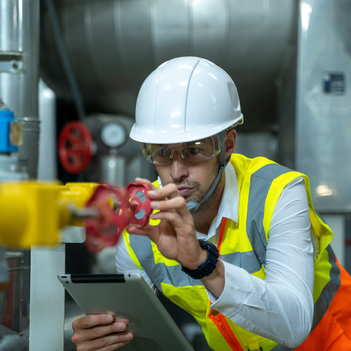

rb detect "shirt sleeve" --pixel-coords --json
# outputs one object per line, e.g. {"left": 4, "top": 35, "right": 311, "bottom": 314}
{"left": 208, "top": 177, "right": 315, "bottom": 348}
{"left": 115, "top": 235, "right": 155, "bottom": 291}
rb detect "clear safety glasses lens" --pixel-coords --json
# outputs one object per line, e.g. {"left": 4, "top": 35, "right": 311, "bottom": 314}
{"left": 141, "top": 134, "right": 222, "bottom": 165}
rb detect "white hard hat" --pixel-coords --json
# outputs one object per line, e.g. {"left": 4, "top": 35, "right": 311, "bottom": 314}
{"left": 130, "top": 57, "right": 243, "bottom": 144}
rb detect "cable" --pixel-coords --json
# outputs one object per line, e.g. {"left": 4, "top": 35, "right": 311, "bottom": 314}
{"left": 45, "top": 0, "right": 86, "bottom": 121}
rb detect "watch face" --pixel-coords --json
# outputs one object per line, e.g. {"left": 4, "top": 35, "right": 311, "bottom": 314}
{"left": 100, "top": 123, "right": 127, "bottom": 148}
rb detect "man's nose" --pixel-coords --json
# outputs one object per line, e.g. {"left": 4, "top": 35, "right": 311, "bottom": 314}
{"left": 170, "top": 151, "right": 189, "bottom": 180}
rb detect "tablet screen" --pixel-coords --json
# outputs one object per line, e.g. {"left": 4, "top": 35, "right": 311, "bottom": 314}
{"left": 58, "top": 273, "right": 194, "bottom": 351}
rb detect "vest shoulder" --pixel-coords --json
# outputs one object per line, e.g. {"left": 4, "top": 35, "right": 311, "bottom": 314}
{"left": 230, "top": 154, "right": 302, "bottom": 178}
{"left": 230, "top": 154, "right": 308, "bottom": 188}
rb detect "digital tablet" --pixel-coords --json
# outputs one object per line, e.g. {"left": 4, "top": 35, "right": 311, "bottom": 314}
{"left": 58, "top": 273, "right": 194, "bottom": 351}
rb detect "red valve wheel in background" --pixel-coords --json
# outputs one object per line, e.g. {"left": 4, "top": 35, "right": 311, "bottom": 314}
{"left": 126, "top": 183, "right": 152, "bottom": 227}
{"left": 58, "top": 121, "right": 93, "bottom": 174}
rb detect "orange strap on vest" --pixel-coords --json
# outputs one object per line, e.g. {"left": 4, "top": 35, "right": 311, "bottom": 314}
{"left": 209, "top": 309, "right": 244, "bottom": 351}
{"left": 296, "top": 259, "right": 351, "bottom": 351}
{"left": 209, "top": 218, "right": 244, "bottom": 351}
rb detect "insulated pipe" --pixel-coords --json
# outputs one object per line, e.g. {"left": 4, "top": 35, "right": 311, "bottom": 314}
{"left": 0, "top": 0, "right": 40, "bottom": 179}
{"left": 40, "top": 0, "right": 297, "bottom": 128}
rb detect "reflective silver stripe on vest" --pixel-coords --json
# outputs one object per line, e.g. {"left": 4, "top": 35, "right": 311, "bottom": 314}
{"left": 246, "top": 163, "right": 292, "bottom": 267}
{"left": 311, "top": 244, "right": 340, "bottom": 330}
{"left": 309, "top": 210, "right": 341, "bottom": 330}
{"left": 129, "top": 235, "right": 203, "bottom": 292}
{"left": 220, "top": 250, "right": 261, "bottom": 274}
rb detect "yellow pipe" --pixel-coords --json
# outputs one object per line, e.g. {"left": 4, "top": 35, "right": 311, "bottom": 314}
{"left": 0, "top": 181, "right": 99, "bottom": 248}
{"left": 0, "top": 183, "right": 28, "bottom": 241}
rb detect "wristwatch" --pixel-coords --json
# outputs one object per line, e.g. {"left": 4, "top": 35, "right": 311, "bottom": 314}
{"left": 181, "top": 240, "right": 219, "bottom": 279}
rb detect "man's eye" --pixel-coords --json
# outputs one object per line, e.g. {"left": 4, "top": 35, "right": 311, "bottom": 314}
{"left": 158, "top": 148, "right": 169, "bottom": 157}
{"left": 184, "top": 147, "right": 200, "bottom": 156}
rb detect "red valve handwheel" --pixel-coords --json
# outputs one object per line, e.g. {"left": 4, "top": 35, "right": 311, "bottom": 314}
{"left": 58, "top": 121, "right": 93, "bottom": 174}
{"left": 126, "top": 183, "right": 152, "bottom": 227}
{"left": 84, "top": 185, "right": 132, "bottom": 253}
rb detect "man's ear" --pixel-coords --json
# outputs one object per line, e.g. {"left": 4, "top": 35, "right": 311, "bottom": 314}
{"left": 225, "top": 129, "right": 237, "bottom": 159}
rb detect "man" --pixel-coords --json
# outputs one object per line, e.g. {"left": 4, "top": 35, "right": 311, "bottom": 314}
{"left": 72, "top": 57, "right": 351, "bottom": 350}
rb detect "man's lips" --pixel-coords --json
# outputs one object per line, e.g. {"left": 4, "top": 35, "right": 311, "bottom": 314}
{"left": 177, "top": 186, "right": 193, "bottom": 196}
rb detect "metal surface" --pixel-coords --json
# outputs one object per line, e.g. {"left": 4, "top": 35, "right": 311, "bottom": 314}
{"left": 100, "top": 154, "right": 126, "bottom": 185}
{"left": 235, "top": 132, "right": 278, "bottom": 162}
{"left": 29, "top": 245, "right": 65, "bottom": 351}
{"left": 277, "top": 38, "right": 298, "bottom": 170}
{"left": 0, "top": 52, "right": 24, "bottom": 74}
{"left": 84, "top": 115, "right": 140, "bottom": 157}
{"left": 0, "top": 155, "right": 28, "bottom": 181}
{"left": 29, "top": 227, "right": 86, "bottom": 351}
{"left": 38, "top": 80, "right": 57, "bottom": 181}
{"left": 41, "top": 0, "right": 297, "bottom": 129}
{"left": 0, "top": 248, "right": 8, "bottom": 291}
{"left": 323, "top": 215, "right": 345, "bottom": 267}
{"left": 0, "top": 324, "right": 28, "bottom": 351}
{"left": 295, "top": 0, "right": 351, "bottom": 212}
{"left": 0, "top": 0, "right": 40, "bottom": 178}
{"left": 0, "top": 252, "right": 24, "bottom": 333}
{"left": 15, "top": 117, "right": 40, "bottom": 179}
{"left": 44, "top": 0, "right": 86, "bottom": 121}
{"left": 83, "top": 114, "right": 154, "bottom": 186}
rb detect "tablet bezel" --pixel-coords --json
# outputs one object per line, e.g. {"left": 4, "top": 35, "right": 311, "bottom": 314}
{"left": 58, "top": 273, "right": 194, "bottom": 351}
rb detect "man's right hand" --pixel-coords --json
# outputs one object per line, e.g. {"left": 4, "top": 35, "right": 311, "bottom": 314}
{"left": 71, "top": 314, "right": 134, "bottom": 351}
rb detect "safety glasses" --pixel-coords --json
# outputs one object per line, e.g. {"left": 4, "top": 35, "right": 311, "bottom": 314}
{"left": 141, "top": 134, "right": 222, "bottom": 165}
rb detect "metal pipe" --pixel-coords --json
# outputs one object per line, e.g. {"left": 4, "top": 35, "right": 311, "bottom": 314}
{"left": 0, "top": 1, "right": 40, "bottom": 343}
{"left": 0, "top": 252, "right": 24, "bottom": 333}
{"left": 0, "top": 0, "right": 40, "bottom": 179}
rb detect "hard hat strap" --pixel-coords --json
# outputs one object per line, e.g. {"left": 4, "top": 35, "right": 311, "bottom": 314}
{"left": 187, "top": 131, "right": 228, "bottom": 213}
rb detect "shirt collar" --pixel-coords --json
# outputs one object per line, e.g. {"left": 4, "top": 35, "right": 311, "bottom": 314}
{"left": 196, "top": 161, "right": 239, "bottom": 240}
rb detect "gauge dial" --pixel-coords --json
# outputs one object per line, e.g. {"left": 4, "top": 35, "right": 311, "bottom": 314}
{"left": 100, "top": 123, "right": 127, "bottom": 148}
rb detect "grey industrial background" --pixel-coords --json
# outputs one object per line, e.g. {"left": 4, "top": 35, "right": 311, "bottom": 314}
{"left": 1, "top": 0, "right": 351, "bottom": 350}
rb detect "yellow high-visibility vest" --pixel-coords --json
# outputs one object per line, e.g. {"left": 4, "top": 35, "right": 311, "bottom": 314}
{"left": 122, "top": 154, "right": 340, "bottom": 351}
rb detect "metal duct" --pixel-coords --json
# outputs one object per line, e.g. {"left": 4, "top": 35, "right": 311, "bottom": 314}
{"left": 0, "top": 0, "right": 40, "bottom": 179}
{"left": 38, "top": 79, "right": 57, "bottom": 181}
{"left": 279, "top": 0, "right": 351, "bottom": 213}
{"left": 40, "top": 0, "right": 297, "bottom": 129}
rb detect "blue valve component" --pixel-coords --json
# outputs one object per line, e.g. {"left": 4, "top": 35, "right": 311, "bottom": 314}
{"left": 0, "top": 108, "right": 19, "bottom": 153}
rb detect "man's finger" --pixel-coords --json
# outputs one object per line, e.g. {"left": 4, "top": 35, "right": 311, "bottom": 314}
{"left": 147, "top": 183, "right": 180, "bottom": 201}
{"left": 135, "top": 177, "right": 158, "bottom": 190}
{"left": 150, "top": 211, "right": 193, "bottom": 233}
{"left": 72, "top": 314, "right": 115, "bottom": 331}
{"left": 126, "top": 224, "right": 160, "bottom": 244}
{"left": 126, "top": 223, "right": 156, "bottom": 235}
{"left": 75, "top": 331, "right": 133, "bottom": 351}
{"left": 150, "top": 196, "right": 192, "bottom": 220}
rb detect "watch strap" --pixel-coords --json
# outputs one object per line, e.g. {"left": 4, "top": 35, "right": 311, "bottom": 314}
{"left": 181, "top": 240, "right": 219, "bottom": 279}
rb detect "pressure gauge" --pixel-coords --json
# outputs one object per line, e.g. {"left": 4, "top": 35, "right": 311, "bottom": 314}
{"left": 100, "top": 123, "right": 127, "bottom": 148}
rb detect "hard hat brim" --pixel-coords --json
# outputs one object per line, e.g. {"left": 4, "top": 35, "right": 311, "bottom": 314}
{"left": 129, "top": 115, "right": 243, "bottom": 144}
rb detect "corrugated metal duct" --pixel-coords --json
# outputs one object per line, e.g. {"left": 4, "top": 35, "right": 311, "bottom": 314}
{"left": 40, "top": 0, "right": 297, "bottom": 129}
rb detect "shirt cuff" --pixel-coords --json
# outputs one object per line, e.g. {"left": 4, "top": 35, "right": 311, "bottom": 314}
{"left": 206, "top": 261, "right": 248, "bottom": 313}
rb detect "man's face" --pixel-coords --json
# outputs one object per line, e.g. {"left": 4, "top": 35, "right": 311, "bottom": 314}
{"left": 155, "top": 152, "right": 220, "bottom": 204}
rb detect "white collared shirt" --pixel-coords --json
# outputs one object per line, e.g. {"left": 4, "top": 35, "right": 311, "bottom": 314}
{"left": 116, "top": 161, "right": 314, "bottom": 348}
{"left": 195, "top": 158, "right": 239, "bottom": 244}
